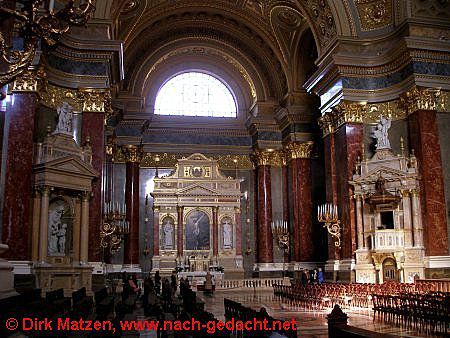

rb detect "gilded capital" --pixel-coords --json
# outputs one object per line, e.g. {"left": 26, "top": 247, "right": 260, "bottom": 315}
{"left": 153, "top": 206, "right": 160, "bottom": 212}
{"left": 285, "top": 141, "right": 314, "bottom": 160}
{"left": 122, "top": 144, "right": 144, "bottom": 163}
{"left": 177, "top": 205, "right": 184, "bottom": 213}
{"left": 81, "top": 191, "right": 91, "bottom": 201}
{"left": 212, "top": 206, "right": 219, "bottom": 213}
{"left": 332, "top": 101, "right": 365, "bottom": 127}
{"left": 400, "top": 86, "right": 445, "bottom": 114}
{"left": 401, "top": 190, "right": 410, "bottom": 198}
{"left": 78, "top": 88, "right": 113, "bottom": 116}
{"left": 410, "top": 189, "right": 420, "bottom": 197}
{"left": 251, "top": 149, "right": 283, "bottom": 167}
{"left": 12, "top": 67, "right": 46, "bottom": 93}
{"left": 38, "top": 185, "right": 52, "bottom": 196}
{"left": 234, "top": 206, "right": 241, "bottom": 213}
{"left": 318, "top": 113, "right": 334, "bottom": 137}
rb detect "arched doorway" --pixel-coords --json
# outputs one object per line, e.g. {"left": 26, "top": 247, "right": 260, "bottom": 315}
{"left": 382, "top": 258, "right": 398, "bottom": 282}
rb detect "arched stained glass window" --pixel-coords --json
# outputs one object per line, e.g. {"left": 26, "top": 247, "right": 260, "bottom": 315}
{"left": 154, "top": 72, "right": 237, "bottom": 118}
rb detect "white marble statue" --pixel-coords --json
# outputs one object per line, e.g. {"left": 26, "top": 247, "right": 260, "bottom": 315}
{"left": 48, "top": 205, "right": 67, "bottom": 255}
{"left": 55, "top": 101, "right": 73, "bottom": 134}
{"left": 373, "top": 116, "right": 391, "bottom": 150}
{"left": 163, "top": 219, "right": 174, "bottom": 249}
{"left": 223, "top": 219, "right": 232, "bottom": 249}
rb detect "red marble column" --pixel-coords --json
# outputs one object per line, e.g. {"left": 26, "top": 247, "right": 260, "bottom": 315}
{"left": 1, "top": 92, "right": 38, "bottom": 260}
{"left": 281, "top": 163, "right": 290, "bottom": 262}
{"left": 123, "top": 147, "right": 141, "bottom": 266}
{"left": 408, "top": 110, "right": 448, "bottom": 256}
{"left": 82, "top": 111, "right": 104, "bottom": 262}
{"left": 334, "top": 123, "right": 364, "bottom": 259}
{"left": 290, "top": 158, "right": 301, "bottom": 262}
{"left": 177, "top": 206, "right": 184, "bottom": 257}
{"left": 323, "top": 133, "right": 339, "bottom": 260}
{"left": 212, "top": 206, "right": 219, "bottom": 256}
{"left": 235, "top": 207, "right": 242, "bottom": 256}
{"left": 153, "top": 207, "right": 160, "bottom": 256}
{"left": 256, "top": 165, "right": 273, "bottom": 263}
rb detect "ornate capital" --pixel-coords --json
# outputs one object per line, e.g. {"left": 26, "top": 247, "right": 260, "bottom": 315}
{"left": 318, "top": 113, "right": 334, "bottom": 137}
{"left": 122, "top": 144, "right": 144, "bottom": 163}
{"left": 285, "top": 141, "right": 314, "bottom": 160}
{"left": 40, "top": 83, "right": 83, "bottom": 111}
{"left": 234, "top": 206, "right": 241, "bottom": 213}
{"left": 401, "top": 190, "right": 410, "bottom": 198}
{"left": 400, "top": 86, "right": 446, "bottom": 114}
{"left": 153, "top": 206, "right": 160, "bottom": 213}
{"left": 78, "top": 88, "right": 113, "bottom": 117}
{"left": 177, "top": 206, "right": 184, "bottom": 213}
{"left": 251, "top": 149, "right": 283, "bottom": 167}
{"left": 410, "top": 189, "right": 420, "bottom": 197}
{"left": 332, "top": 101, "right": 365, "bottom": 127}
{"left": 81, "top": 191, "right": 91, "bottom": 201}
{"left": 212, "top": 206, "right": 219, "bottom": 213}
{"left": 11, "top": 67, "right": 46, "bottom": 93}
{"left": 38, "top": 185, "right": 52, "bottom": 196}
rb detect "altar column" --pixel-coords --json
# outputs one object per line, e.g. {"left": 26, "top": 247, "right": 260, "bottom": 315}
{"left": 80, "top": 192, "right": 90, "bottom": 264}
{"left": 355, "top": 195, "right": 364, "bottom": 250}
{"left": 285, "top": 142, "right": 314, "bottom": 262}
{"left": 177, "top": 206, "right": 184, "bottom": 257}
{"left": 235, "top": 207, "right": 242, "bottom": 256}
{"left": 2, "top": 68, "right": 42, "bottom": 260}
{"left": 411, "top": 189, "right": 424, "bottom": 247}
{"left": 402, "top": 190, "right": 413, "bottom": 247}
{"left": 252, "top": 150, "right": 273, "bottom": 264}
{"left": 153, "top": 206, "right": 160, "bottom": 256}
{"left": 122, "top": 145, "right": 142, "bottom": 267}
{"left": 38, "top": 186, "right": 51, "bottom": 264}
{"left": 212, "top": 206, "right": 219, "bottom": 256}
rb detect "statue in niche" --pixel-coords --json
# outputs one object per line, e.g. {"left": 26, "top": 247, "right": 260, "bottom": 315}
{"left": 162, "top": 217, "right": 174, "bottom": 249}
{"left": 373, "top": 116, "right": 391, "bottom": 150}
{"left": 48, "top": 204, "right": 68, "bottom": 255}
{"left": 222, "top": 218, "right": 233, "bottom": 249}
{"left": 55, "top": 101, "right": 73, "bottom": 134}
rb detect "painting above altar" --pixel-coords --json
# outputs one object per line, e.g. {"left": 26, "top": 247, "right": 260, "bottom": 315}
{"left": 186, "top": 210, "right": 210, "bottom": 250}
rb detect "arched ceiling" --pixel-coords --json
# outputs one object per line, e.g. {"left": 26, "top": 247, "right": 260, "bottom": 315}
{"left": 112, "top": 0, "right": 343, "bottom": 106}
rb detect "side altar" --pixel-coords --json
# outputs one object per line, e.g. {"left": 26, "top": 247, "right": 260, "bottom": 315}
{"left": 151, "top": 153, "right": 244, "bottom": 278}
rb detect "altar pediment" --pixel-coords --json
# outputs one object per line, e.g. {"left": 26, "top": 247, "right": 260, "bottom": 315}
{"left": 34, "top": 156, "right": 99, "bottom": 191}
{"left": 351, "top": 166, "right": 417, "bottom": 186}
{"left": 178, "top": 184, "right": 220, "bottom": 196}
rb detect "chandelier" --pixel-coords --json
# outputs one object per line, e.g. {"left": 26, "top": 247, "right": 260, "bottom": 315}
{"left": 100, "top": 202, "right": 129, "bottom": 254}
{"left": 0, "top": 0, "right": 96, "bottom": 86}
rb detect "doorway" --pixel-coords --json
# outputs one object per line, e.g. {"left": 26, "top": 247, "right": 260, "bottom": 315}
{"left": 382, "top": 258, "right": 398, "bottom": 282}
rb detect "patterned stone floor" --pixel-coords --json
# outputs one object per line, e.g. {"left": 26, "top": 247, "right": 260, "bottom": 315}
{"left": 198, "top": 290, "right": 444, "bottom": 338}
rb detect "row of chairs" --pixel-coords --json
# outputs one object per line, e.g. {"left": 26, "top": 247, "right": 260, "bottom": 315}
{"left": 372, "top": 292, "right": 449, "bottom": 335}
{"left": 224, "top": 298, "right": 297, "bottom": 338}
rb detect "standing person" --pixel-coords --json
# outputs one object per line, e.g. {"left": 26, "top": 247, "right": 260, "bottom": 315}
{"left": 154, "top": 270, "right": 161, "bottom": 294}
{"left": 317, "top": 268, "right": 324, "bottom": 284}
{"left": 170, "top": 273, "right": 177, "bottom": 296}
{"left": 301, "top": 269, "right": 308, "bottom": 286}
{"left": 313, "top": 269, "right": 318, "bottom": 284}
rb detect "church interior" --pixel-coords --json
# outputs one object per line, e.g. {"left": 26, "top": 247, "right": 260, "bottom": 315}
{"left": 0, "top": 0, "right": 449, "bottom": 337}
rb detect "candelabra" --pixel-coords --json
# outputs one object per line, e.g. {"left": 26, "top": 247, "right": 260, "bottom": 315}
{"left": 317, "top": 203, "right": 342, "bottom": 248}
{"left": 271, "top": 220, "right": 289, "bottom": 277}
{"left": 100, "top": 202, "right": 129, "bottom": 254}
{"left": 0, "top": 0, "right": 96, "bottom": 86}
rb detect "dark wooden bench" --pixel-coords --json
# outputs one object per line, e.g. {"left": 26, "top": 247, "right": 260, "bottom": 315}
{"left": 46, "top": 288, "right": 71, "bottom": 316}
{"left": 94, "top": 287, "right": 115, "bottom": 319}
{"left": 71, "top": 287, "right": 94, "bottom": 318}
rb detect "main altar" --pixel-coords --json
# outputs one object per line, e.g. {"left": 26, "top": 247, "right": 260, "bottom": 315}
{"left": 151, "top": 153, "right": 244, "bottom": 278}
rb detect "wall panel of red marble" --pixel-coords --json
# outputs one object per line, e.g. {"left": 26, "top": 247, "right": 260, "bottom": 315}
{"left": 256, "top": 165, "right": 273, "bottom": 263}
{"left": 82, "top": 112, "right": 104, "bottom": 262}
{"left": 334, "top": 124, "right": 363, "bottom": 260}
{"left": 1, "top": 93, "right": 38, "bottom": 260}
{"left": 124, "top": 161, "right": 140, "bottom": 265}
{"left": 408, "top": 110, "right": 448, "bottom": 256}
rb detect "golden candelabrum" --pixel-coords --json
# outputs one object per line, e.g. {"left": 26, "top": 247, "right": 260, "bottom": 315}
{"left": 271, "top": 220, "right": 289, "bottom": 277}
{"left": 317, "top": 203, "right": 342, "bottom": 249}
{"left": 0, "top": 0, "right": 96, "bottom": 86}
{"left": 100, "top": 201, "right": 129, "bottom": 254}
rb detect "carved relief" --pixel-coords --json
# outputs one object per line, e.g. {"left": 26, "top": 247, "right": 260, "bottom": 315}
{"left": 355, "top": 0, "right": 393, "bottom": 31}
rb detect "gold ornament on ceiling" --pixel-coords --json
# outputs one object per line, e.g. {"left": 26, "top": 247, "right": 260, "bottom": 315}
{"left": 0, "top": 0, "right": 96, "bottom": 87}
{"left": 355, "top": 0, "right": 393, "bottom": 31}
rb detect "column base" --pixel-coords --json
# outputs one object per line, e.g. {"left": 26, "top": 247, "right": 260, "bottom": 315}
{"left": 121, "top": 264, "right": 142, "bottom": 273}
{"left": 424, "top": 255, "right": 450, "bottom": 278}
{"left": 324, "top": 259, "right": 355, "bottom": 282}
{"left": 0, "top": 244, "right": 17, "bottom": 300}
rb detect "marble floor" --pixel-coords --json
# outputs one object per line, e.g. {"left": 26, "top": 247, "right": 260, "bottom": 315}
{"left": 198, "top": 290, "right": 444, "bottom": 338}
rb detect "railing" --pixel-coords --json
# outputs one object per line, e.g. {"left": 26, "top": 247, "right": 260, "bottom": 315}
{"left": 370, "top": 229, "right": 404, "bottom": 250}
{"left": 415, "top": 278, "right": 450, "bottom": 292}
{"left": 217, "top": 278, "right": 285, "bottom": 290}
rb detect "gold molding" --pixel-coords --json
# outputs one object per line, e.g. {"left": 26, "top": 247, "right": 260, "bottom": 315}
{"left": 11, "top": 67, "right": 46, "bottom": 93}
{"left": 399, "top": 86, "right": 446, "bottom": 114}
{"left": 40, "top": 83, "right": 83, "bottom": 111}
{"left": 285, "top": 141, "right": 314, "bottom": 160}
{"left": 121, "top": 144, "right": 144, "bottom": 163}
{"left": 78, "top": 88, "right": 113, "bottom": 115}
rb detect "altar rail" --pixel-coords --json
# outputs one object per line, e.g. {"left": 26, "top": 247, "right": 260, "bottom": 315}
{"left": 217, "top": 278, "right": 285, "bottom": 290}
{"left": 415, "top": 278, "right": 450, "bottom": 292}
